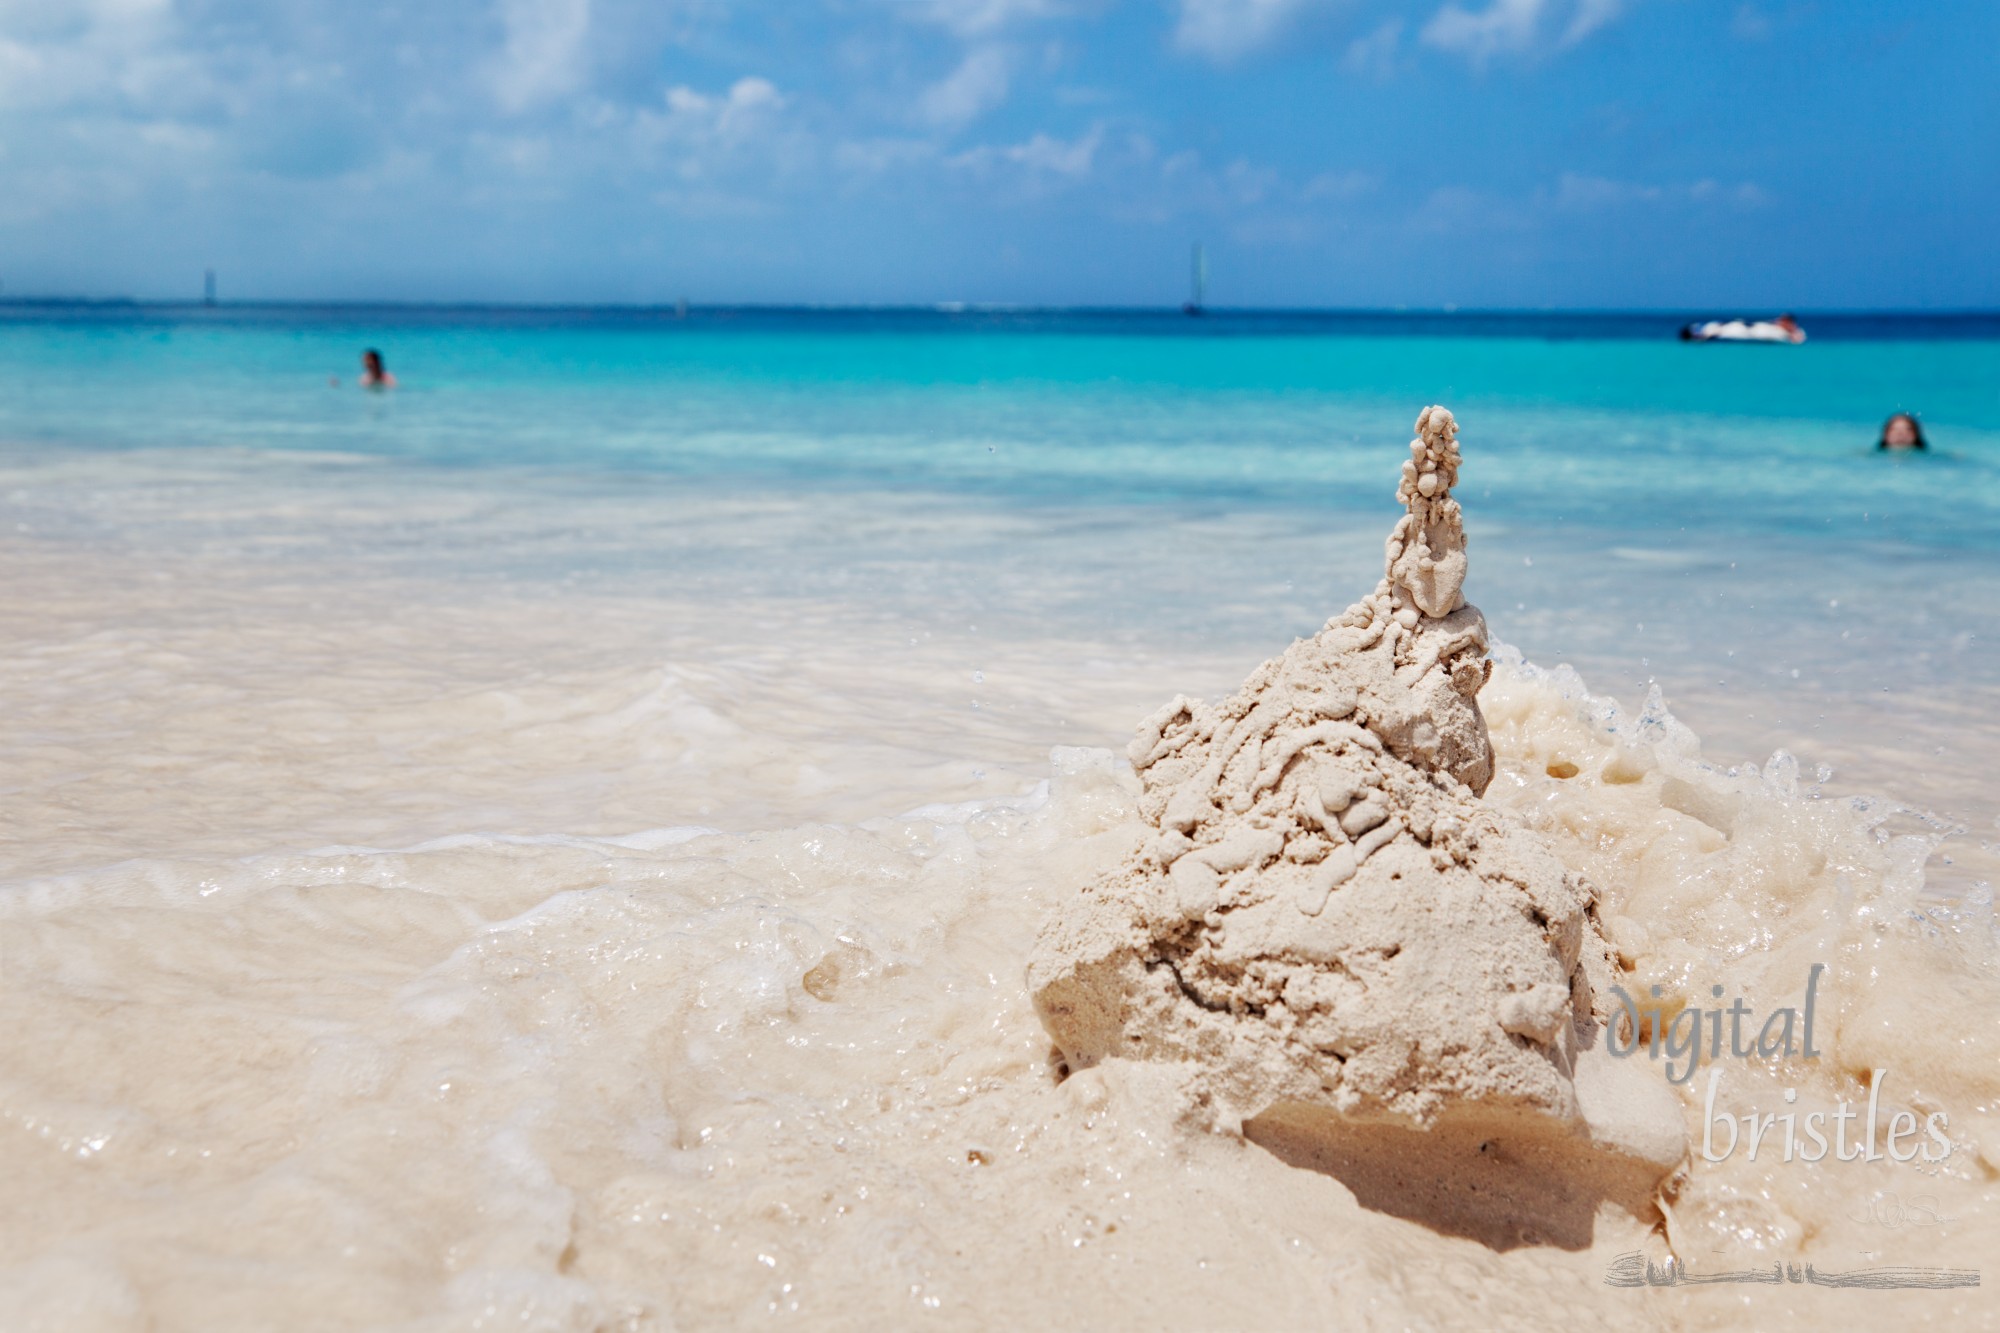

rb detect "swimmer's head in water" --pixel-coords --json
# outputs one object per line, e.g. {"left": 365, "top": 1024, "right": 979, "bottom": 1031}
{"left": 362, "top": 349, "right": 385, "bottom": 377}
{"left": 1880, "top": 412, "right": 1926, "bottom": 451}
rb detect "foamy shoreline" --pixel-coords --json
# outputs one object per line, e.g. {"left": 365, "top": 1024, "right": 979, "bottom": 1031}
{"left": 3, "top": 438, "right": 1996, "bottom": 1329}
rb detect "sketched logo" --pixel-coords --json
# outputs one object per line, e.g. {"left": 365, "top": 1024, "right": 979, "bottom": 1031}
{"left": 1606, "top": 1252, "right": 1981, "bottom": 1291}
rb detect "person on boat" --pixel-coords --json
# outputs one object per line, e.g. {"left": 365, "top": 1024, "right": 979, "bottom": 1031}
{"left": 360, "top": 348, "right": 397, "bottom": 390}
{"left": 1878, "top": 412, "right": 1926, "bottom": 451}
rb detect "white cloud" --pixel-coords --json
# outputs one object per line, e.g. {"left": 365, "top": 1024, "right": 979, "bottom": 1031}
{"left": 654, "top": 76, "right": 783, "bottom": 137}
{"left": 1561, "top": 0, "right": 1621, "bottom": 45}
{"left": 1410, "top": 182, "right": 1534, "bottom": 234}
{"left": 1419, "top": 0, "right": 1629, "bottom": 64}
{"left": 1697, "top": 178, "right": 1773, "bottom": 208}
{"left": 1341, "top": 18, "right": 1401, "bottom": 77}
{"left": 488, "top": 0, "right": 591, "bottom": 113}
{"left": 1303, "top": 169, "right": 1375, "bottom": 200}
{"left": 1231, "top": 214, "right": 1316, "bottom": 245}
{"left": 903, "top": 0, "right": 1068, "bottom": 37}
{"left": 1004, "top": 125, "right": 1101, "bottom": 175}
{"left": 1548, "top": 171, "right": 1773, "bottom": 215}
{"left": 834, "top": 137, "right": 940, "bottom": 175}
{"left": 1109, "top": 145, "right": 1336, "bottom": 229}
{"left": 1053, "top": 84, "right": 1116, "bottom": 105}
{"left": 1223, "top": 157, "right": 1278, "bottom": 203}
{"left": 1173, "top": 0, "right": 1313, "bottom": 62}
{"left": 632, "top": 76, "right": 789, "bottom": 182}
{"left": 1731, "top": 4, "right": 1772, "bottom": 41}
{"left": 953, "top": 124, "right": 1102, "bottom": 178}
{"left": 920, "top": 45, "right": 1012, "bottom": 127}
{"left": 0, "top": 0, "right": 201, "bottom": 115}
{"left": 1419, "top": 0, "right": 1544, "bottom": 65}
{"left": 1553, "top": 171, "right": 1659, "bottom": 209}
{"left": 611, "top": 76, "right": 797, "bottom": 213}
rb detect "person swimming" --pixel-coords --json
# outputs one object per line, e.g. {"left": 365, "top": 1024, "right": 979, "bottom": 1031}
{"left": 1878, "top": 412, "right": 1926, "bottom": 451}
{"left": 360, "top": 349, "right": 397, "bottom": 390}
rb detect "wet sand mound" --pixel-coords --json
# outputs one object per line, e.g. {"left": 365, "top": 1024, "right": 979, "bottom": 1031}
{"left": 1029, "top": 407, "right": 1686, "bottom": 1243}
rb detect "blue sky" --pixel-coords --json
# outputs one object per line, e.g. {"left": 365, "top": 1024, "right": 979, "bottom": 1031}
{"left": 1, "top": 0, "right": 1993, "bottom": 307}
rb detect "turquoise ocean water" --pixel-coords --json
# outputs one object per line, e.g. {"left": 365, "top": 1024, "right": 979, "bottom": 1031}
{"left": 5, "top": 304, "right": 1998, "bottom": 831}
{"left": 3, "top": 306, "right": 1996, "bottom": 546}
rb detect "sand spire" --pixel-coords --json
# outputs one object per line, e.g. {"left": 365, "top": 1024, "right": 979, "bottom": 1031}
{"left": 1029, "top": 407, "right": 1684, "bottom": 1242}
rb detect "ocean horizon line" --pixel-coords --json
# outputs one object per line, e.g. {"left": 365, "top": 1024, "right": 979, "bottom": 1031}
{"left": 4, "top": 296, "right": 1999, "bottom": 318}
{"left": 3, "top": 298, "right": 1997, "bottom": 343}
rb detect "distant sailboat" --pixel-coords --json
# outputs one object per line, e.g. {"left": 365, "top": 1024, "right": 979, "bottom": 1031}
{"left": 1183, "top": 243, "right": 1206, "bottom": 317}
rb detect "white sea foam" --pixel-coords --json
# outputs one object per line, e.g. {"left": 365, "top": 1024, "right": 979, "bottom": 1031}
{"left": 2, "top": 445, "right": 1996, "bottom": 1328}
{"left": 5, "top": 638, "right": 1996, "bottom": 1329}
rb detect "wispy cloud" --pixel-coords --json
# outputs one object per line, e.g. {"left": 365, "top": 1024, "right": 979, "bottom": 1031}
{"left": 953, "top": 124, "right": 1103, "bottom": 180}
{"left": 920, "top": 45, "right": 1013, "bottom": 127}
{"left": 1173, "top": 0, "right": 1314, "bottom": 62}
{"left": 1557, "top": 171, "right": 1770, "bottom": 210}
{"left": 0, "top": 0, "right": 199, "bottom": 115}
{"left": 1410, "top": 182, "right": 1537, "bottom": 233}
{"left": 1303, "top": 169, "right": 1376, "bottom": 200}
{"left": 1552, "top": 170, "right": 1658, "bottom": 208}
{"left": 489, "top": 0, "right": 592, "bottom": 113}
{"left": 0, "top": 0, "right": 1966, "bottom": 309}
{"left": 1341, "top": 18, "right": 1402, "bottom": 77}
{"left": 629, "top": 75, "right": 790, "bottom": 190}
{"left": 1420, "top": 0, "right": 1544, "bottom": 65}
{"left": 1412, "top": 171, "right": 1773, "bottom": 237}
{"left": 1730, "top": 4, "right": 1773, "bottom": 41}
{"left": 1420, "top": 0, "right": 1630, "bottom": 64}
{"left": 834, "top": 136, "right": 940, "bottom": 176}
{"left": 652, "top": 76, "right": 784, "bottom": 139}
{"left": 904, "top": 0, "right": 1070, "bottom": 37}
{"left": 1562, "top": 0, "right": 1623, "bottom": 45}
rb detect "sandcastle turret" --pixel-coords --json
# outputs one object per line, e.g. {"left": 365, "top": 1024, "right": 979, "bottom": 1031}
{"left": 1029, "top": 408, "right": 1685, "bottom": 1238}
{"left": 1390, "top": 404, "right": 1469, "bottom": 617}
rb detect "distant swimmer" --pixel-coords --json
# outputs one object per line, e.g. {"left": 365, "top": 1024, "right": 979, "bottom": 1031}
{"left": 1878, "top": 412, "right": 1927, "bottom": 451}
{"left": 1679, "top": 313, "right": 1806, "bottom": 344}
{"left": 360, "top": 348, "right": 397, "bottom": 389}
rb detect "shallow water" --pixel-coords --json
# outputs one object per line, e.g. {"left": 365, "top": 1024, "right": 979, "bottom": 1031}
{"left": 2, "top": 309, "right": 1997, "bottom": 1328}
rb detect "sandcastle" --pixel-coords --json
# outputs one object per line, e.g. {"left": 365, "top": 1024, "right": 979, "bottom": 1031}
{"left": 1029, "top": 407, "right": 1684, "bottom": 1243}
